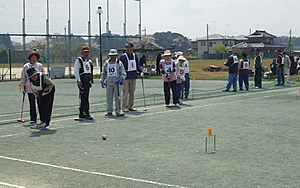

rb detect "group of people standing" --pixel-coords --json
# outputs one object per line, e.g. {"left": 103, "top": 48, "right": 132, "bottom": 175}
{"left": 223, "top": 48, "right": 297, "bottom": 92}
{"left": 159, "top": 50, "right": 190, "bottom": 107}
{"left": 20, "top": 43, "right": 191, "bottom": 130}
{"left": 76, "top": 43, "right": 144, "bottom": 118}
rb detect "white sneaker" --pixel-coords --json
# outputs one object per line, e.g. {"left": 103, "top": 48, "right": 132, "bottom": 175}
{"left": 37, "top": 122, "right": 46, "bottom": 128}
{"left": 40, "top": 125, "right": 49, "bottom": 130}
{"left": 175, "top": 103, "right": 180, "bottom": 107}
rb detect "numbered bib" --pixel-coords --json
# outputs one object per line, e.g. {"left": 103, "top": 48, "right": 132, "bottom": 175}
{"left": 125, "top": 53, "right": 137, "bottom": 71}
{"left": 107, "top": 63, "right": 117, "bottom": 77}
{"left": 83, "top": 61, "right": 91, "bottom": 74}
{"left": 165, "top": 64, "right": 173, "bottom": 74}
{"left": 242, "top": 60, "right": 249, "bottom": 70}
{"left": 179, "top": 65, "right": 185, "bottom": 75}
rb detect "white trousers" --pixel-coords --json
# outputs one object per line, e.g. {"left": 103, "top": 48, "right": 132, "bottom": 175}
{"left": 284, "top": 67, "right": 290, "bottom": 82}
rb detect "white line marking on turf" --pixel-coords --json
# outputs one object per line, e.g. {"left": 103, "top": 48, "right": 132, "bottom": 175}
{"left": 0, "top": 182, "right": 26, "bottom": 188}
{"left": 0, "top": 156, "right": 187, "bottom": 188}
{"left": 1, "top": 133, "right": 25, "bottom": 138}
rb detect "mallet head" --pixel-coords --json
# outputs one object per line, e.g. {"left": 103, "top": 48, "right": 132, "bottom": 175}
{"left": 17, "top": 119, "right": 25, "bottom": 123}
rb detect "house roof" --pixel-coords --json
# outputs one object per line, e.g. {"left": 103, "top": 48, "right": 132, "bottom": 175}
{"left": 199, "top": 34, "right": 233, "bottom": 41}
{"left": 234, "top": 35, "right": 247, "bottom": 40}
{"left": 247, "top": 30, "right": 276, "bottom": 38}
{"left": 233, "top": 41, "right": 285, "bottom": 49}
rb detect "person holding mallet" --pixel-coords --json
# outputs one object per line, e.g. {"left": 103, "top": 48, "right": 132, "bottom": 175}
{"left": 26, "top": 67, "right": 55, "bottom": 130}
{"left": 100, "top": 49, "right": 126, "bottom": 116}
{"left": 20, "top": 50, "right": 45, "bottom": 124}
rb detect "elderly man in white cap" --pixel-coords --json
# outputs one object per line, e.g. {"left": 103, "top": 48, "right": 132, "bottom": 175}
{"left": 101, "top": 49, "right": 127, "bottom": 116}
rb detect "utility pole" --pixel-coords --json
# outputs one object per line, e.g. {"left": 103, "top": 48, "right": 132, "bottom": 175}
{"left": 206, "top": 24, "right": 209, "bottom": 58}
{"left": 288, "top": 29, "right": 292, "bottom": 53}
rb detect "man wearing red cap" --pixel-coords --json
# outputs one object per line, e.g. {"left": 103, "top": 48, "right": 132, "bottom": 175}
{"left": 21, "top": 50, "right": 45, "bottom": 124}
{"left": 74, "top": 46, "right": 94, "bottom": 120}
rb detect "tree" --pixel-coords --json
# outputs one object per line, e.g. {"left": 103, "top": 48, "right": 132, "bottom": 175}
{"left": 211, "top": 44, "right": 227, "bottom": 54}
{"left": 153, "top": 31, "right": 190, "bottom": 53}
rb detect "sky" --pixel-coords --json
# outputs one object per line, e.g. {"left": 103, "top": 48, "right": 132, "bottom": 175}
{"left": 1, "top": 0, "right": 299, "bottom": 43}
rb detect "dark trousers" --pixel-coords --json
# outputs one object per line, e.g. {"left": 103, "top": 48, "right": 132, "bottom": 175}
{"left": 163, "top": 80, "right": 179, "bottom": 105}
{"left": 239, "top": 74, "right": 249, "bottom": 90}
{"left": 183, "top": 73, "right": 190, "bottom": 92}
{"left": 254, "top": 67, "right": 262, "bottom": 88}
{"left": 177, "top": 83, "right": 182, "bottom": 100}
{"left": 277, "top": 65, "right": 285, "bottom": 84}
{"left": 78, "top": 75, "right": 91, "bottom": 115}
{"left": 181, "top": 73, "right": 190, "bottom": 98}
{"left": 28, "top": 93, "right": 37, "bottom": 122}
{"left": 38, "top": 87, "right": 55, "bottom": 125}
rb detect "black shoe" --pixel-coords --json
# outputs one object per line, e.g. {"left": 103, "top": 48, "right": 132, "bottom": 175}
{"left": 239, "top": 88, "right": 244, "bottom": 91}
{"left": 116, "top": 113, "right": 125, "bottom": 117}
{"left": 85, "top": 114, "right": 93, "bottom": 120}
{"left": 105, "top": 113, "right": 113, "bottom": 116}
{"left": 233, "top": 90, "right": 237, "bottom": 92}
{"left": 222, "top": 90, "right": 229, "bottom": 92}
{"left": 79, "top": 114, "right": 86, "bottom": 118}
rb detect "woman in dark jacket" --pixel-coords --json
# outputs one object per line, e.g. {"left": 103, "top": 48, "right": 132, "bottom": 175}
{"left": 26, "top": 67, "right": 55, "bottom": 130}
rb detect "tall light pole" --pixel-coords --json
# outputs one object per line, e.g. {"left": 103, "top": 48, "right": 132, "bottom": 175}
{"left": 88, "top": 0, "right": 91, "bottom": 51}
{"left": 46, "top": 0, "right": 50, "bottom": 76}
{"left": 68, "top": 0, "right": 72, "bottom": 77}
{"left": 134, "top": 0, "right": 141, "bottom": 49}
{"left": 97, "top": 7, "right": 103, "bottom": 73}
{"left": 106, "top": 0, "right": 110, "bottom": 55}
{"left": 123, "top": 0, "right": 127, "bottom": 44}
{"left": 22, "top": 0, "right": 26, "bottom": 64}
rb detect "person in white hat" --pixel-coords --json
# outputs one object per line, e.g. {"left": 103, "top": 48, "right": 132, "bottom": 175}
{"left": 159, "top": 50, "right": 180, "bottom": 107}
{"left": 175, "top": 56, "right": 186, "bottom": 103}
{"left": 100, "top": 49, "right": 127, "bottom": 116}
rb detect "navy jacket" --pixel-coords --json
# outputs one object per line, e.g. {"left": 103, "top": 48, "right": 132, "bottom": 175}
{"left": 225, "top": 54, "right": 238, "bottom": 74}
{"left": 119, "top": 53, "right": 142, "bottom": 79}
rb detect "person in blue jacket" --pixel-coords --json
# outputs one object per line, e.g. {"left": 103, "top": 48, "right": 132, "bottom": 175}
{"left": 223, "top": 50, "right": 239, "bottom": 92}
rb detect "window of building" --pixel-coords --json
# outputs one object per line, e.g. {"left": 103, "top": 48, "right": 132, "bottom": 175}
{"left": 201, "top": 42, "right": 206, "bottom": 46}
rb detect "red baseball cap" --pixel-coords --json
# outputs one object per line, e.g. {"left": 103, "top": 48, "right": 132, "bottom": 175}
{"left": 81, "top": 46, "right": 90, "bottom": 52}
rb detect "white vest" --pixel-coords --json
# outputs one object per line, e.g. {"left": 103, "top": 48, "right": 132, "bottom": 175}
{"left": 241, "top": 59, "right": 250, "bottom": 70}
{"left": 125, "top": 53, "right": 137, "bottom": 71}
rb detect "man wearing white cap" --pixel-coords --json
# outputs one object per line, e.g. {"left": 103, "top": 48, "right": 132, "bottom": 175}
{"left": 101, "top": 49, "right": 126, "bottom": 116}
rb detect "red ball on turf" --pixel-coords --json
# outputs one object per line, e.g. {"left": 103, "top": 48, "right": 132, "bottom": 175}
{"left": 102, "top": 135, "right": 107, "bottom": 140}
